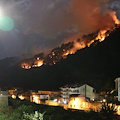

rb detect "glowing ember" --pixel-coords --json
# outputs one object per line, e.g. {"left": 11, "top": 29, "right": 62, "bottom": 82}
{"left": 33, "top": 60, "right": 43, "bottom": 67}
{"left": 95, "top": 30, "right": 108, "bottom": 42}
{"left": 21, "top": 63, "right": 31, "bottom": 69}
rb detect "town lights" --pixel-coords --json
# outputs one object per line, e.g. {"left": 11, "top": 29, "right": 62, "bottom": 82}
{"left": 63, "top": 100, "right": 67, "bottom": 104}
{"left": 18, "top": 95, "right": 25, "bottom": 100}
{"left": 12, "top": 95, "right": 16, "bottom": 99}
{"left": 33, "top": 95, "right": 40, "bottom": 104}
{"left": 53, "top": 99, "right": 57, "bottom": 102}
{"left": 103, "top": 99, "right": 106, "bottom": 103}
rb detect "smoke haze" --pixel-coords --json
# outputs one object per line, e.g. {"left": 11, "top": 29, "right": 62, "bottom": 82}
{"left": 0, "top": 0, "right": 119, "bottom": 59}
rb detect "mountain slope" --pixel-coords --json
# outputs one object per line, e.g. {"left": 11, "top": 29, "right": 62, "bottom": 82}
{"left": 0, "top": 27, "right": 120, "bottom": 91}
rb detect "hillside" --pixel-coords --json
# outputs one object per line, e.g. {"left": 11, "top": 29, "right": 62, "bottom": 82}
{"left": 0, "top": 27, "right": 120, "bottom": 91}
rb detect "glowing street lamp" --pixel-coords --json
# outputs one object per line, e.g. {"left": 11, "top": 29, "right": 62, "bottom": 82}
{"left": 103, "top": 99, "right": 106, "bottom": 103}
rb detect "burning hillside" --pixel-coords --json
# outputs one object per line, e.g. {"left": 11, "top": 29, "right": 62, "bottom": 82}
{"left": 21, "top": 0, "right": 120, "bottom": 69}
{"left": 21, "top": 20, "right": 120, "bottom": 69}
{"left": 21, "top": 42, "right": 73, "bottom": 69}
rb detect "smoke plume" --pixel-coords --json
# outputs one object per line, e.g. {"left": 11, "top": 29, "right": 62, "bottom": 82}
{"left": 20, "top": 0, "right": 120, "bottom": 69}
{"left": 23, "top": 0, "right": 120, "bottom": 52}
{"left": 0, "top": 0, "right": 120, "bottom": 61}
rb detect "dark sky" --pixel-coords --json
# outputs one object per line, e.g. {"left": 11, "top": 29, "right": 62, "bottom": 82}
{"left": 0, "top": 0, "right": 120, "bottom": 59}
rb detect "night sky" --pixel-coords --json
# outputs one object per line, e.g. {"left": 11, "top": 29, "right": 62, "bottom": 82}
{"left": 0, "top": 0, "right": 120, "bottom": 59}
{"left": 0, "top": 0, "right": 120, "bottom": 91}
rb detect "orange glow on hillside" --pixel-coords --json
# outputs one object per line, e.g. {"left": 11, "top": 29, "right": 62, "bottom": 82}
{"left": 33, "top": 59, "right": 43, "bottom": 67}
{"left": 21, "top": 63, "right": 31, "bottom": 69}
{"left": 110, "top": 11, "right": 120, "bottom": 25}
{"left": 95, "top": 30, "right": 108, "bottom": 42}
{"left": 21, "top": 11, "right": 120, "bottom": 69}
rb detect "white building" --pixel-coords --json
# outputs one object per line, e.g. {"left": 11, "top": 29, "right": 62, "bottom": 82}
{"left": 60, "top": 84, "right": 96, "bottom": 104}
{"left": 79, "top": 84, "right": 96, "bottom": 101}
{"left": 114, "top": 77, "right": 120, "bottom": 101}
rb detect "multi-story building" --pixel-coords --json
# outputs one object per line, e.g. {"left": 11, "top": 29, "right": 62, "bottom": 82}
{"left": 60, "top": 84, "right": 96, "bottom": 104}
{"left": 30, "top": 90, "right": 60, "bottom": 104}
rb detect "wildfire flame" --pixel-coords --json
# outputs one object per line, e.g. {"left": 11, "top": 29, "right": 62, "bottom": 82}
{"left": 33, "top": 58, "right": 43, "bottom": 67}
{"left": 21, "top": 63, "right": 31, "bottom": 69}
{"left": 110, "top": 11, "right": 120, "bottom": 25}
{"left": 21, "top": 11, "right": 120, "bottom": 69}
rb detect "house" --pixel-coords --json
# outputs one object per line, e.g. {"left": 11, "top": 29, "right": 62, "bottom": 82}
{"left": 68, "top": 94, "right": 102, "bottom": 111}
{"left": 30, "top": 90, "right": 60, "bottom": 104}
{"left": 79, "top": 84, "right": 96, "bottom": 100}
{"left": 60, "top": 84, "right": 96, "bottom": 104}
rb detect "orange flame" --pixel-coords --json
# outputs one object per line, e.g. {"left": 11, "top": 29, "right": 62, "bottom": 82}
{"left": 110, "top": 11, "right": 120, "bottom": 25}
{"left": 21, "top": 58, "right": 43, "bottom": 69}
{"left": 33, "top": 59, "right": 43, "bottom": 67}
{"left": 95, "top": 30, "right": 108, "bottom": 42}
{"left": 22, "top": 11, "right": 120, "bottom": 69}
{"left": 21, "top": 63, "right": 31, "bottom": 69}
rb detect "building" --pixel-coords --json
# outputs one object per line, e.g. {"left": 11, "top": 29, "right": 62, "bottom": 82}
{"left": 38, "top": 90, "right": 60, "bottom": 98}
{"left": 30, "top": 90, "right": 60, "bottom": 104}
{"left": 60, "top": 84, "right": 96, "bottom": 104}
{"left": 79, "top": 84, "right": 96, "bottom": 100}
{"left": 9, "top": 88, "right": 30, "bottom": 100}
{"left": 0, "top": 90, "right": 8, "bottom": 106}
{"left": 115, "top": 78, "right": 119, "bottom": 91}
{"left": 114, "top": 77, "right": 120, "bottom": 101}
{"left": 68, "top": 94, "right": 102, "bottom": 111}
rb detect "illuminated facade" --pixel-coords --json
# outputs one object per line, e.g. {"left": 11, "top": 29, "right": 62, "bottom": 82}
{"left": 68, "top": 95, "right": 102, "bottom": 111}
{"left": 60, "top": 84, "right": 96, "bottom": 104}
{"left": 30, "top": 91, "right": 60, "bottom": 104}
{"left": 38, "top": 91, "right": 60, "bottom": 97}
{"left": 9, "top": 88, "right": 30, "bottom": 100}
{"left": 79, "top": 84, "right": 96, "bottom": 100}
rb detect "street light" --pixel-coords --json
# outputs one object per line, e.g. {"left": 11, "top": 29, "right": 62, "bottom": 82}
{"left": 103, "top": 99, "right": 106, "bottom": 102}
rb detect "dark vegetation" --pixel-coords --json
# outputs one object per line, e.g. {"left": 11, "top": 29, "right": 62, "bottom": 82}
{"left": 0, "top": 98, "right": 116, "bottom": 120}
